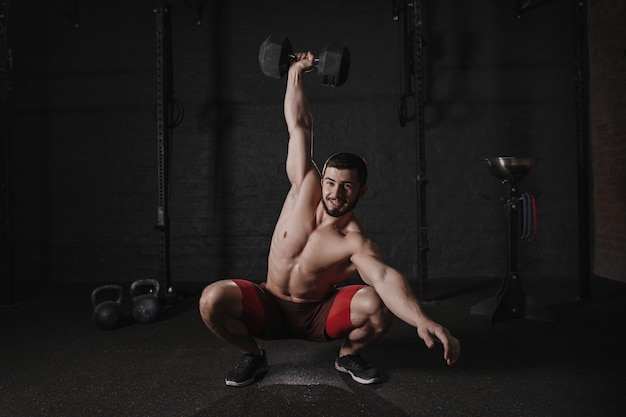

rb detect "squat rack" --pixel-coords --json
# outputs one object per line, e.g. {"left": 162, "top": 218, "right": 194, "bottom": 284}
{"left": 153, "top": 0, "right": 205, "bottom": 306}
{"left": 393, "top": 0, "right": 430, "bottom": 301}
{"left": 154, "top": 1, "right": 173, "bottom": 302}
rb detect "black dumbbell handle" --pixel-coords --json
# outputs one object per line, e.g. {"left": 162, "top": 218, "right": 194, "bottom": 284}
{"left": 288, "top": 54, "right": 320, "bottom": 65}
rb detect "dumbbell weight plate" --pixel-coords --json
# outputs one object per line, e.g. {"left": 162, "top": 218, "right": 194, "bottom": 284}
{"left": 318, "top": 45, "right": 351, "bottom": 87}
{"left": 258, "top": 35, "right": 293, "bottom": 78}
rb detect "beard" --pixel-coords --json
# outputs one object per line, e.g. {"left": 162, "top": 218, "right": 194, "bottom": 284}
{"left": 322, "top": 195, "right": 361, "bottom": 217}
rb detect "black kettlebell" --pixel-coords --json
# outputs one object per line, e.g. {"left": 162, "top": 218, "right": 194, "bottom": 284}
{"left": 130, "top": 278, "right": 161, "bottom": 324}
{"left": 91, "top": 284, "right": 124, "bottom": 330}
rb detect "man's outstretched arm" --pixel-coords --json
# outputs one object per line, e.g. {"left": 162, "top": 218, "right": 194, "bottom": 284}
{"left": 284, "top": 52, "right": 317, "bottom": 188}
{"left": 351, "top": 249, "right": 461, "bottom": 366}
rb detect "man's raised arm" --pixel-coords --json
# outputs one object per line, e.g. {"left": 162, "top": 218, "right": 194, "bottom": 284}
{"left": 284, "top": 52, "right": 317, "bottom": 188}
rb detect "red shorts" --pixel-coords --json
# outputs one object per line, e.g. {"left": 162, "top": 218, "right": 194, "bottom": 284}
{"left": 232, "top": 279, "right": 365, "bottom": 342}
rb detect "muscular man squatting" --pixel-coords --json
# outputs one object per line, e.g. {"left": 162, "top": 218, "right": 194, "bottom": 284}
{"left": 199, "top": 50, "right": 461, "bottom": 387}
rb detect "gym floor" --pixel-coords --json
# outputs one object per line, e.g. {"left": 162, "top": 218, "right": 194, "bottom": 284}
{"left": 1, "top": 275, "right": 625, "bottom": 417}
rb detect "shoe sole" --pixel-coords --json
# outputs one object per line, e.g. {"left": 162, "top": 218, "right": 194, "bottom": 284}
{"left": 334, "top": 362, "right": 381, "bottom": 385}
{"left": 225, "top": 366, "right": 268, "bottom": 387}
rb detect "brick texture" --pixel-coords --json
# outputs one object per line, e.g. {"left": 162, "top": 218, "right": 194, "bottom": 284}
{"left": 589, "top": 0, "right": 626, "bottom": 282}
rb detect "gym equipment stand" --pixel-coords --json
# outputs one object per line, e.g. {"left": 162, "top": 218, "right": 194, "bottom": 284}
{"left": 470, "top": 157, "right": 554, "bottom": 324}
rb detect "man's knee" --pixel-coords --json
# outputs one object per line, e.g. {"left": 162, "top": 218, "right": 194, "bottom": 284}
{"left": 198, "top": 280, "right": 241, "bottom": 323}
{"left": 353, "top": 287, "right": 393, "bottom": 333}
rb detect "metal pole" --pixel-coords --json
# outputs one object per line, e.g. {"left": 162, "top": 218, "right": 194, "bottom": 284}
{"left": 394, "top": 0, "right": 430, "bottom": 300}
{"left": 412, "top": 0, "right": 429, "bottom": 301}
{"left": 155, "top": 0, "right": 172, "bottom": 299}
{"left": 574, "top": 0, "right": 591, "bottom": 300}
{"left": 0, "top": 0, "right": 14, "bottom": 305}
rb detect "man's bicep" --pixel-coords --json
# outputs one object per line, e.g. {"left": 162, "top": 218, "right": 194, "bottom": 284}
{"left": 281, "top": 167, "right": 321, "bottom": 220}
{"left": 351, "top": 242, "right": 388, "bottom": 286}
{"left": 285, "top": 127, "right": 313, "bottom": 185}
{"left": 296, "top": 169, "right": 322, "bottom": 209}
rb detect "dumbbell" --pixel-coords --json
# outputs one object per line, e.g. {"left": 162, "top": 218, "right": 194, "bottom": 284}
{"left": 258, "top": 35, "right": 351, "bottom": 87}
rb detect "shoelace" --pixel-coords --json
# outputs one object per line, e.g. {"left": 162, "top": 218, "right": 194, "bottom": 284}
{"left": 235, "top": 353, "right": 259, "bottom": 369}
{"left": 342, "top": 355, "right": 370, "bottom": 370}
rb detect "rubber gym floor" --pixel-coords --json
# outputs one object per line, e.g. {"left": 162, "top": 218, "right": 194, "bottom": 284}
{"left": 1, "top": 275, "right": 625, "bottom": 417}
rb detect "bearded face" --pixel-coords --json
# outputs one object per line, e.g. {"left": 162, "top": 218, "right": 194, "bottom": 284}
{"left": 321, "top": 167, "right": 367, "bottom": 217}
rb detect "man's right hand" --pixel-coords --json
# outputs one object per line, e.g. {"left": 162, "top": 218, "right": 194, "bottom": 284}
{"left": 292, "top": 52, "right": 315, "bottom": 72}
{"left": 417, "top": 321, "right": 461, "bottom": 366}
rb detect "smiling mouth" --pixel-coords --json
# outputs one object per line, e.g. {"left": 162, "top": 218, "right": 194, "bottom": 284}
{"left": 327, "top": 197, "right": 344, "bottom": 208}
{"left": 323, "top": 197, "right": 351, "bottom": 217}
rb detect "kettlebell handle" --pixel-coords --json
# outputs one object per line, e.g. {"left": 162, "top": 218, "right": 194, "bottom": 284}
{"left": 91, "top": 284, "right": 124, "bottom": 307}
{"left": 129, "top": 278, "right": 161, "bottom": 298}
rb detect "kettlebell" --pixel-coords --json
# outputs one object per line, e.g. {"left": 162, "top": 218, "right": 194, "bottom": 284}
{"left": 130, "top": 278, "right": 161, "bottom": 324}
{"left": 91, "top": 284, "right": 124, "bottom": 330}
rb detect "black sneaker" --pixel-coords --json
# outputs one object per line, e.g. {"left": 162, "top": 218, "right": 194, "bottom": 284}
{"left": 225, "top": 349, "right": 268, "bottom": 387}
{"left": 334, "top": 351, "right": 381, "bottom": 384}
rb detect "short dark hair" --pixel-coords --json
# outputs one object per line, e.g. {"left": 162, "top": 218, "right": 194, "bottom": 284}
{"left": 322, "top": 152, "right": 368, "bottom": 186}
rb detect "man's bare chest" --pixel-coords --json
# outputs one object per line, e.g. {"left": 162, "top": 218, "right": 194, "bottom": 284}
{"left": 296, "top": 227, "right": 354, "bottom": 273}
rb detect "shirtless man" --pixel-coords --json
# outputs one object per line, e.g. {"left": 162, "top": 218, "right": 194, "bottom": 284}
{"left": 199, "top": 51, "right": 460, "bottom": 387}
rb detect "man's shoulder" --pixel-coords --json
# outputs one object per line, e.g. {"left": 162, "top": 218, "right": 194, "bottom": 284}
{"left": 343, "top": 217, "right": 368, "bottom": 238}
{"left": 344, "top": 226, "right": 379, "bottom": 255}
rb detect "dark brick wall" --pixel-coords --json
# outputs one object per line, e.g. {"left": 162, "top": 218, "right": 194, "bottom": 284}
{"left": 7, "top": 0, "right": 582, "bottom": 292}
{"left": 589, "top": 0, "right": 626, "bottom": 282}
